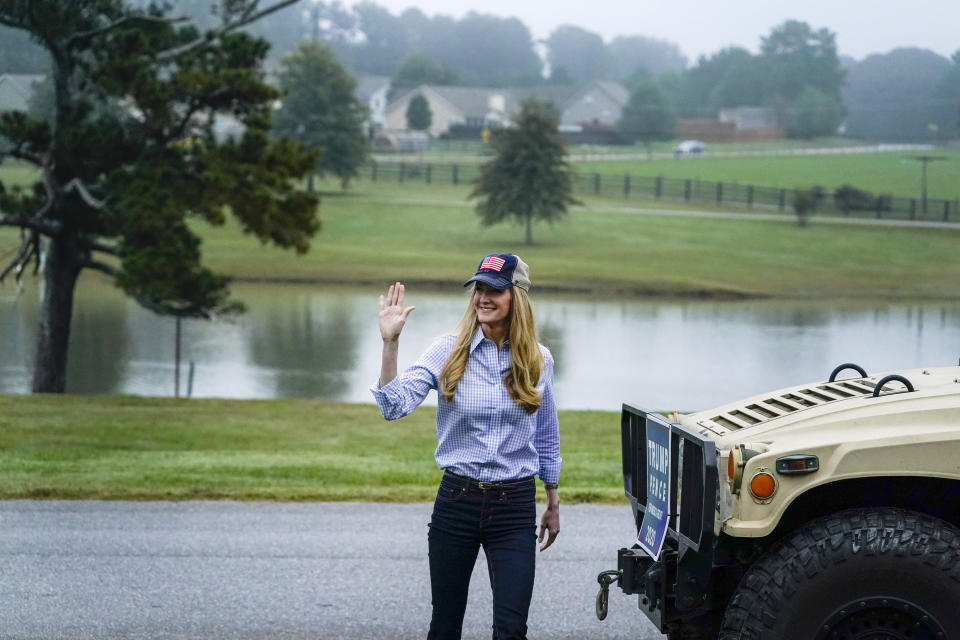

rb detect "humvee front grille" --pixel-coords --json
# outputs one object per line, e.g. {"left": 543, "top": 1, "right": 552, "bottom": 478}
{"left": 709, "top": 379, "right": 876, "bottom": 429}
{"left": 621, "top": 405, "right": 718, "bottom": 552}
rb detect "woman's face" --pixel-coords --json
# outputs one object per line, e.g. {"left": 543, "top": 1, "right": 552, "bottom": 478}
{"left": 474, "top": 282, "right": 512, "bottom": 327}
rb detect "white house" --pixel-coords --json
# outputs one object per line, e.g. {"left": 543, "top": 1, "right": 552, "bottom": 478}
{"left": 355, "top": 75, "right": 391, "bottom": 134}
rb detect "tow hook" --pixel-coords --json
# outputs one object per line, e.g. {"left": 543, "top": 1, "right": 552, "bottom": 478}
{"left": 595, "top": 570, "right": 621, "bottom": 620}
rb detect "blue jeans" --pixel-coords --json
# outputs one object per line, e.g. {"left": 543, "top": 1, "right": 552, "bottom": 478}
{"left": 427, "top": 471, "right": 537, "bottom": 640}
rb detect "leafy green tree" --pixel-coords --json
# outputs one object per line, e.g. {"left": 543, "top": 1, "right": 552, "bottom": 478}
{"left": 443, "top": 13, "right": 542, "bottom": 86}
{"left": 470, "top": 100, "right": 579, "bottom": 245}
{"left": 405, "top": 94, "right": 431, "bottom": 131}
{"left": 606, "top": 35, "right": 687, "bottom": 81}
{"left": 707, "top": 55, "right": 766, "bottom": 110}
{"left": 935, "top": 50, "right": 960, "bottom": 138}
{"left": 785, "top": 85, "right": 845, "bottom": 138}
{"left": 272, "top": 40, "right": 369, "bottom": 190}
{"left": 0, "top": 0, "right": 319, "bottom": 393}
{"left": 546, "top": 25, "right": 609, "bottom": 83}
{"left": 844, "top": 48, "right": 950, "bottom": 141}
{"left": 672, "top": 47, "right": 753, "bottom": 118}
{"left": 345, "top": 1, "right": 409, "bottom": 75}
{"left": 617, "top": 80, "right": 676, "bottom": 157}
{"left": 389, "top": 52, "right": 457, "bottom": 101}
{"left": 760, "top": 20, "right": 844, "bottom": 105}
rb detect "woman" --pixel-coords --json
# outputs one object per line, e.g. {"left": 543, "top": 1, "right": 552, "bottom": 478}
{"left": 371, "top": 253, "right": 561, "bottom": 640}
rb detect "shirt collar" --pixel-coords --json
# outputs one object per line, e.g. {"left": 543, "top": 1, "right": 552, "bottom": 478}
{"left": 469, "top": 326, "right": 486, "bottom": 353}
{"left": 469, "top": 325, "right": 509, "bottom": 353}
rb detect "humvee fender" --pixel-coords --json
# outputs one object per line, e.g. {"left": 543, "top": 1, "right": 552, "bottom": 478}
{"left": 598, "top": 363, "right": 960, "bottom": 639}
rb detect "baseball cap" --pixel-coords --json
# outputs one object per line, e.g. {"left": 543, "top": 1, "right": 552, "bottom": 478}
{"left": 463, "top": 253, "right": 531, "bottom": 291}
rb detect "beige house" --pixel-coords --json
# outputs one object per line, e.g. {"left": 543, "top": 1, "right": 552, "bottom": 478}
{"left": 384, "top": 85, "right": 512, "bottom": 137}
{"left": 383, "top": 81, "right": 630, "bottom": 137}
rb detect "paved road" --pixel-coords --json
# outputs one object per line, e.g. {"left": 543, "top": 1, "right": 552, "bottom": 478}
{"left": 0, "top": 501, "right": 666, "bottom": 640}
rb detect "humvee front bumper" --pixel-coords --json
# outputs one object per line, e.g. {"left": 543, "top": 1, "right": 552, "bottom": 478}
{"left": 598, "top": 405, "right": 721, "bottom": 633}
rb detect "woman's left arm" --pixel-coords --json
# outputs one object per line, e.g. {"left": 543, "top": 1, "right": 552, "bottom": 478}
{"left": 535, "top": 349, "right": 562, "bottom": 551}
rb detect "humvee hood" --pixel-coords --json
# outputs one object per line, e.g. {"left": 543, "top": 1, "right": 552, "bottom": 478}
{"left": 678, "top": 366, "right": 960, "bottom": 445}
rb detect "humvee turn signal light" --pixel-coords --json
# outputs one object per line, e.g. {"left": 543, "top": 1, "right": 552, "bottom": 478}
{"left": 776, "top": 454, "right": 820, "bottom": 475}
{"left": 750, "top": 472, "right": 777, "bottom": 499}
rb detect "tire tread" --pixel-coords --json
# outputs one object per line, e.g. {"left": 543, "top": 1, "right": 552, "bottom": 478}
{"left": 718, "top": 508, "right": 960, "bottom": 639}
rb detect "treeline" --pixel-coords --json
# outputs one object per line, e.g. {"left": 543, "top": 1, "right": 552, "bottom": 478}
{"left": 1, "top": 2, "right": 958, "bottom": 141}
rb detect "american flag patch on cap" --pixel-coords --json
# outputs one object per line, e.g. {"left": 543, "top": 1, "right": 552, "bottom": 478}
{"left": 480, "top": 255, "right": 506, "bottom": 272}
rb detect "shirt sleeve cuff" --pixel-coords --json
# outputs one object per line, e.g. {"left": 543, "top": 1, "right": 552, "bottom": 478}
{"left": 538, "top": 458, "right": 562, "bottom": 485}
{"left": 369, "top": 377, "right": 404, "bottom": 420}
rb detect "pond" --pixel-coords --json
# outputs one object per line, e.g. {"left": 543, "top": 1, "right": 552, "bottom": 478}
{"left": 2, "top": 277, "right": 959, "bottom": 412}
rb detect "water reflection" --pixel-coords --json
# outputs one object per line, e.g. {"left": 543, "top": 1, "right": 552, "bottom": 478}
{"left": 2, "top": 277, "right": 960, "bottom": 412}
{"left": 246, "top": 289, "right": 358, "bottom": 398}
{"left": 67, "top": 283, "right": 130, "bottom": 394}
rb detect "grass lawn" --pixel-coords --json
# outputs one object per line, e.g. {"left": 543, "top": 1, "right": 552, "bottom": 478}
{"left": 0, "top": 394, "right": 625, "bottom": 503}
{"left": 192, "top": 179, "right": 960, "bottom": 300}
{"left": 576, "top": 151, "right": 960, "bottom": 200}
{"left": 4, "top": 176, "right": 960, "bottom": 300}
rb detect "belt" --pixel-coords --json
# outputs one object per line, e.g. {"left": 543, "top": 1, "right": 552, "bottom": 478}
{"left": 443, "top": 469, "right": 534, "bottom": 490}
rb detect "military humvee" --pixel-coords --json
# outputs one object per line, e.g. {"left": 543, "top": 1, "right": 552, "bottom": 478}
{"left": 597, "top": 363, "right": 960, "bottom": 639}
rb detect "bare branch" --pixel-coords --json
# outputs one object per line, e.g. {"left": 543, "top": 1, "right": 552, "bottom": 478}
{"left": 83, "top": 259, "right": 118, "bottom": 277}
{"left": 63, "top": 178, "right": 106, "bottom": 210}
{"left": 85, "top": 239, "right": 119, "bottom": 256}
{"left": 0, "top": 213, "right": 60, "bottom": 235}
{"left": 68, "top": 14, "right": 190, "bottom": 48}
{"left": 0, "top": 229, "right": 37, "bottom": 284}
{"left": 5, "top": 145, "right": 43, "bottom": 166}
{"left": 156, "top": 0, "right": 301, "bottom": 62}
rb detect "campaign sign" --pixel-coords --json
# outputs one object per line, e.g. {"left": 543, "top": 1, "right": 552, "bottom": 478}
{"left": 637, "top": 414, "right": 672, "bottom": 560}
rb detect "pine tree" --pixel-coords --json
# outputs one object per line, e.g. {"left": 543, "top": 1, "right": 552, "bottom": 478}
{"left": 0, "top": 0, "right": 319, "bottom": 393}
{"left": 470, "top": 100, "right": 579, "bottom": 245}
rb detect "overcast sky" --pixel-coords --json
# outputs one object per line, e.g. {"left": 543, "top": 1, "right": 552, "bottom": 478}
{"left": 354, "top": 0, "right": 959, "bottom": 63}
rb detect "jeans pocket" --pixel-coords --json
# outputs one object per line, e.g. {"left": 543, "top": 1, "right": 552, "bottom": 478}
{"left": 499, "top": 482, "right": 535, "bottom": 506}
{"left": 436, "top": 482, "right": 465, "bottom": 503}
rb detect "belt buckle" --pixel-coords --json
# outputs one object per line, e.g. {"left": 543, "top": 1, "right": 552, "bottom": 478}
{"left": 477, "top": 481, "right": 490, "bottom": 490}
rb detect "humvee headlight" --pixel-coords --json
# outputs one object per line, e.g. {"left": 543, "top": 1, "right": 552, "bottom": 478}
{"left": 727, "top": 447, "right": 745, "bottom": 494}
{"left": 749, "top": 472, "right": 777, "bottom": 499}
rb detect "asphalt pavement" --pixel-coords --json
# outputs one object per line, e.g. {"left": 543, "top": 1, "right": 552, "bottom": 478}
{"left": 0, "top": 501, "right": 666, "bottom": 640}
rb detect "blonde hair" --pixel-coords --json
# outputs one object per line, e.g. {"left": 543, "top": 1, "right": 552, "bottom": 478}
{"left": 439, "top": 284, "right": 544, "bottom": 413}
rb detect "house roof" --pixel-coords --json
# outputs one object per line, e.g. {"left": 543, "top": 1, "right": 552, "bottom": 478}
{"left": 424, "top": 85, "right": 515, "bottom": 116}
{"left": 355, "top": 75, "right": 390, "bottom": 102}
{"left": 387, "top": 80, "right": 628, "bottom": 118}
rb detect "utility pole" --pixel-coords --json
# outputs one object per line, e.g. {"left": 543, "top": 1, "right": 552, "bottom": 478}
{"left": 905, "top": 155, "right": 946, "bottom": 215}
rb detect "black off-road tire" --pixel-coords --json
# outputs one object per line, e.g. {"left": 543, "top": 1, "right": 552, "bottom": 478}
{"left": 719, "top": 508, "right": 960, "bottom": 640}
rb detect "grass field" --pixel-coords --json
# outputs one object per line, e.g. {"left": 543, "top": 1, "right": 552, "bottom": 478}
{"left": 4, "top": 176, "right": 960, "bottom": 300}
{"left": 396, "top": 136, "right": 884, "bottom": 159}
{"left": 190, "top": 180, "right": 960, "bottom": 300}
{"left": 0, "top": 394, "right": 625, "bottom": 503}
{"left": 576, "top": 151, "right": 960, "bottom": 200}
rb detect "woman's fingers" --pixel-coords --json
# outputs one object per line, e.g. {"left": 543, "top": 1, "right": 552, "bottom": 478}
{"left": 401, "top": 305, "right": 415, "bottom": 321}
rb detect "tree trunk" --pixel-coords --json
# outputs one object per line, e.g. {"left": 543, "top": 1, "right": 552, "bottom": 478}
{"left": 32, "top": 236, "right": 82, "bottom": 393}
{"left": 525, "top": 211, "right": 533, "bottom": 245}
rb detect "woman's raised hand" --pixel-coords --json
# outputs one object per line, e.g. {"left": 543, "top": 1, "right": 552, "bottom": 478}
{"left": 379, "top": 282, "right": 415, "bottom": 342}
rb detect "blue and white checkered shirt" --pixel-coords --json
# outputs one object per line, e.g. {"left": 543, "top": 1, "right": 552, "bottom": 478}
{"left": 371, "top": 327, "right": 561, "bottom": 484}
